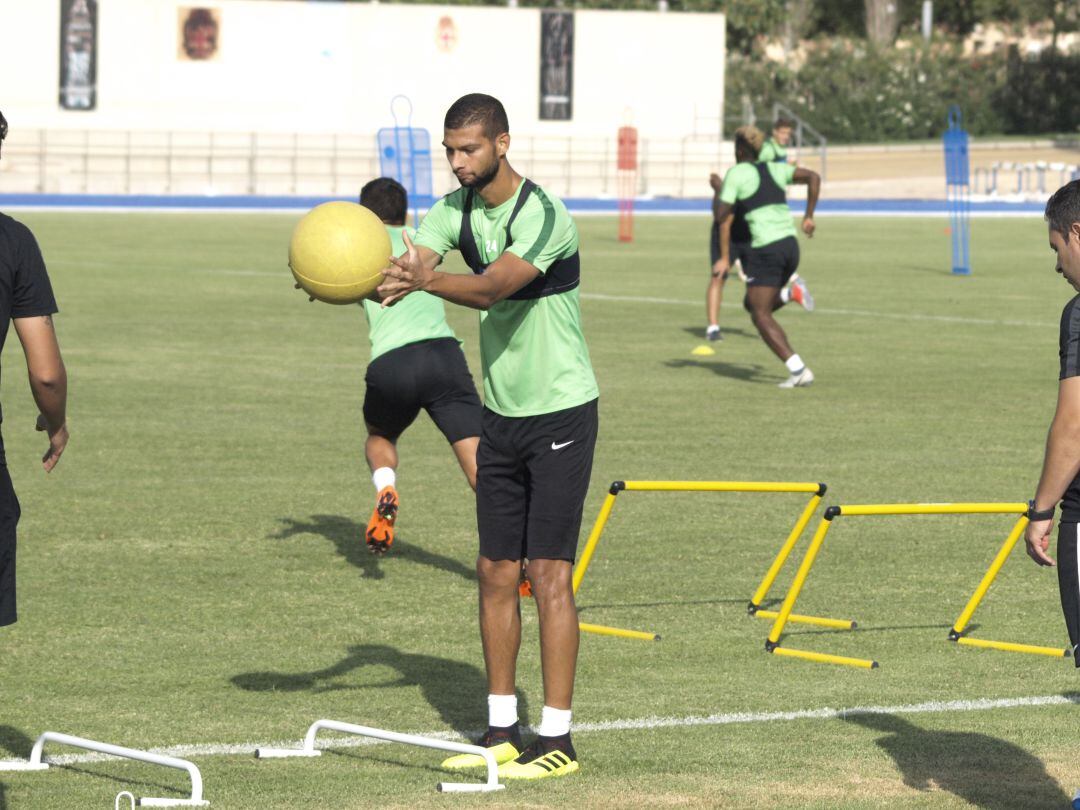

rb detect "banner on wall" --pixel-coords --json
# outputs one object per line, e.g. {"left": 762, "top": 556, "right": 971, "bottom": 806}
{"left": 539, "top": 10, "right": 573, "bottom": 121}
{"left": 59, "top": 0, "right": 98, "bottom": 110}
{"left": 178, "top": 7, "right": 221, "bottom": 61}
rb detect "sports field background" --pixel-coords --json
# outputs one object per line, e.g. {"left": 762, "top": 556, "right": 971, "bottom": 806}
{"left": 1, "top": 212, "right": 1078, "bottom": 808}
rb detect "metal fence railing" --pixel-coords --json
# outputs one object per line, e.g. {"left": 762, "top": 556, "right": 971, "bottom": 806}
{"left": 0, "top": 128, "right": 735, "bottom": 201}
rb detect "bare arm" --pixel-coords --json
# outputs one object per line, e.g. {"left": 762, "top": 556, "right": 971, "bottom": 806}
{"left": 1025, "top": 376, "right": 1080, "bottom": 565}
{"left": 792, "top": 167, "right": 820, "bottom": 237}
{"left": 378, "top": 231, "right": 539, "bottom": 311}
{"left": 13, "top": 315, "right": 68, "bottom": 472}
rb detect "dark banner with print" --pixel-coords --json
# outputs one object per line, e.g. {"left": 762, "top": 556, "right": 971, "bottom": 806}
{"left": 59, "top": 0, "right": 98, "bottom": 110}
{"left": 539, "top": 10, "right": 573, "bottom": 121}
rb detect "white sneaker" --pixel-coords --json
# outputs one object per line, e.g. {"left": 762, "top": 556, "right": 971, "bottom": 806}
{"left": 778, "top": 367, "right": 814, "bottom": 388}
{"left": 706, "top": 325, "right": 722, "bottom": 341}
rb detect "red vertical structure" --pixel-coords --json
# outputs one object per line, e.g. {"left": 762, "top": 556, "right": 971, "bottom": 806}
{"left": 617, "top": 126, "right": 638, "bottom": 243}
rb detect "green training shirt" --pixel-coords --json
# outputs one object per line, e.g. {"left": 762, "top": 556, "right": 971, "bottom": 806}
{"left": 361, "top": 226, "right": 457, "bottom": 361}
{"left": 758, "top": 137, "right": 788, "bottom": 163}
{"left": 719, "top": 161, "right": 798, "bottom": 248}
{"left": 414, "top": 180, "right": 598, "bottom": 417}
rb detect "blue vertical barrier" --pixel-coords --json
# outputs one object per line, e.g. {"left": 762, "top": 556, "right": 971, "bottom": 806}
{"left": 377, "top": 95, "right": 433, "bottom": 228}
{"left": 943, "top": 106, "right": 971, "bottom": 276}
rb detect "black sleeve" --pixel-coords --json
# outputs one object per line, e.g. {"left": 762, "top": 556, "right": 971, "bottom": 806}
{"left": 11, "top": 223, "right": 58, "bottom": 319}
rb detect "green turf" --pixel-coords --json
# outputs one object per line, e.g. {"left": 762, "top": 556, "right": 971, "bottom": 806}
{"left": 0, "top": 212, "right": 1077, "bottom": 808}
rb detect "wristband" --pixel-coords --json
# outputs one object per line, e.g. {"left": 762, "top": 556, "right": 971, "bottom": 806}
{"left": 1027, "top": 500, "right": 1055, "bottom": 522}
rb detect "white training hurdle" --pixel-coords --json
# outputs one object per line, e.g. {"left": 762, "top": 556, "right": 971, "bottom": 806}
{"left": 0, "top": 731, "right": 209, "bottom": 807}
{"left": 255, "top": 719, "right": 505, "bottom": 793}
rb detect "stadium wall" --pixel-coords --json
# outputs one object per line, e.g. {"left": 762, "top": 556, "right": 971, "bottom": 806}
{"left": 1, "top": 1, "right": 725, "bottom": 140}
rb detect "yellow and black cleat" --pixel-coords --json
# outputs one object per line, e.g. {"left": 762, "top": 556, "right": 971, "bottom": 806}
{"left": 497, "top": 736, "right": 579, "bottom": 780}
{"left": 441, "top": 726, "right": 521, "bottom": 770}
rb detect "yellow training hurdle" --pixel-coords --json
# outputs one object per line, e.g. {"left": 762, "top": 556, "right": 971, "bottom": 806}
{"left": 765, "top": 502, "right": 1072, "bottom": 669}
{"left": 573, "top": 480, "right": 856, "bottom": 641}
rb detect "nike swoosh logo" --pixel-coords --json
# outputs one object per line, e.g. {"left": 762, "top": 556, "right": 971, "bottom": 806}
{"left": 551, "top": 440, "right": 575, "bottom": 450}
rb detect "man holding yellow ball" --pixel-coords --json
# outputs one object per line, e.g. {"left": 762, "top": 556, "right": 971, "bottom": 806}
{"left": 379, "top": 93, "right": 598, "bottom": 780}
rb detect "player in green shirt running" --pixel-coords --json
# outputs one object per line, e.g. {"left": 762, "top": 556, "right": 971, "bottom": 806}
{"left": 358, "top": 178, "right": 482, "bottom": 554}
{"left": 379, "top": 93, "right": 598, "bottom": 781}
{"left": 714, "top": 125, "right": 821, "bottom": 387}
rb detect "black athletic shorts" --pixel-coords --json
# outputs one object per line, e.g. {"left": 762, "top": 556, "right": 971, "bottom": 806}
{"left": 477, "top": 398, "right": 598, "bottom": 562}
{"left": 0, "top": 466, "right": 22, "bottom": 627}
{"left": 708, "top": 222, "right": 750, "bottom": 277}
{"left": 744, "top": 235, "right": 800, "bottom": 288}
{"left": 363, "top": 337, "right": 482, "bottom": 444}
{"left": 1057, "top": 522, "right": 1080, "bottom": 667}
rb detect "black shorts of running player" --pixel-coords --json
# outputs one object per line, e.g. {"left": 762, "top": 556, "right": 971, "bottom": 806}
{"left": 708, "top": 221, "right": 751, "bottom": 279}
{"left": 1057, "top": 522, "right": 1080, "bottom": 667}
{"left": 0, "top": 466, "right": 23, "bottom": 627}
{"left": 476, "top": 398, "right": 598, "bottom": 562}
{"left": 744, "top": 235, "right": 800, "bottom": 289}
{"left": 363, "top": 337, "right": 482, "bottom": 444}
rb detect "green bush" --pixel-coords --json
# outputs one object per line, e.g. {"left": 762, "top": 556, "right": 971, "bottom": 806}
{"left": 727, "top": 41, "right": 1080, "bottom": 142}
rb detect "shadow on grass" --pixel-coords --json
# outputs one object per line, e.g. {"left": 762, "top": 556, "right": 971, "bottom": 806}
{"left": 231, "top": 643, "right": 526, "bottom": 734}
{"left": 269, "top": 514, "right": 474, "bottom": 583}
{"left": 578, "top": 597, "right": 749, "bottom": 614}
{"left": 664, "top": 358, "right": 778, "bottom": 384}
{"left": 0, "top": 727, "right": 33, "bottom": 758}
{"left": 843, "top": 711, "right": 1072, "bottom": 809}
{"left": 55, "top": 764, "right": 182, "bottom": 800}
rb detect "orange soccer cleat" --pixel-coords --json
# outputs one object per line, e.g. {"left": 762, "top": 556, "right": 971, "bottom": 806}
{"left": 365, "top": 486, "right": 399, "bottom": 554}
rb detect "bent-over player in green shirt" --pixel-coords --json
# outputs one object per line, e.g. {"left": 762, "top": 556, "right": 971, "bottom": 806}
{"left": 379, "top": 93, "right": 598, "bottom": 781}
{"left": 358, "top": 178, "right": 482, "bottom": 554}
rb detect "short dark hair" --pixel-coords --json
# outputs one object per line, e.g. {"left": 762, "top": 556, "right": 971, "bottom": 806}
{"left": 1046, "top": 180, "right": 1080, "bottom": 240}
{"left": 0, "top": 110, "right": 7, "bottom": 142}
{"left": 774, "top": 117, "right": 795, "bottom": 130}
{"left": 444, "top": 93, "right": 509, "bottom": 140}
{"left": 360, "top": 177, "right": 408, "bottom": 225}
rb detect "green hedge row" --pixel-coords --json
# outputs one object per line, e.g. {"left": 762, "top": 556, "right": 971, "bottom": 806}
{"left": 727, "top": 43, "right": 1080, "bottom": 142}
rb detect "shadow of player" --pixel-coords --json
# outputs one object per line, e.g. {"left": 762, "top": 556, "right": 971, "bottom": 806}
{"left": 843, "top": 711, "right": 1070, "bottom": 809}
{"left": 231, "top": 643, "right": 525, "bottom": 734}
{"left": 664, "top": 358, "right": 778, "bottom": 384}
{"left": 0, "top": 727, "right": 33, "bottom": 759}
{"left": 269, "top": 514, "right": 475, "bottom": 583}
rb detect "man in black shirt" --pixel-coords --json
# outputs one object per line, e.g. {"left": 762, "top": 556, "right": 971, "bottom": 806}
{"left": 0, "top": 110, "right": 70, "bottom": 627}
{"left": 1025, "top": 178, "right": 1080, "bottom": 665}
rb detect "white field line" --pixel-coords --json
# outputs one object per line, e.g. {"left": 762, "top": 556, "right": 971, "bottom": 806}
{"left": 49, "top": 260, "right": 1058, "bottom": 330}
{"left": 580, "top": 291, "right": 1057, "bottom": 329}
{"left": 17, "top": 693, "right": 1080, "bottom": 768}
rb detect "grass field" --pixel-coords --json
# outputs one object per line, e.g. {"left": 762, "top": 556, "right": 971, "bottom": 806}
{"left": 1, "top": 211, "right": 1078, "bottom": 809}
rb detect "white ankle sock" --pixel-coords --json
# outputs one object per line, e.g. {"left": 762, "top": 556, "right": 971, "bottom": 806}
{"left": 785, "top": 354, "right": 805, "bottom": 374}
{"left": 537, "top": 706, "right": 572, "bottom": 737}
{"left": 779, "top": 286, "right": 792, "bottom": 303}
{"left": 372, "top": 466, "right": 396, "bottom": 492}
{"left": 488, "top": 694, "right": 518, "bottom": 728}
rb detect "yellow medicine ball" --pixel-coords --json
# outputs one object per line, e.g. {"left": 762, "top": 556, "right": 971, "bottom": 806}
{"left": 289, "top": 201, "right": 392, "bottom": 304}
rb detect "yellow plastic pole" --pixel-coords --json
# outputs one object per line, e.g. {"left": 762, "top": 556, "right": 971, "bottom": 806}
{"left": 572, "top": 491, "right": 619, "bottom": 596}
{"left": 950, "top": 516, "right": 1028, "bottom": 637}
{"left": 767, "top": 517, "right": 836, "bottom": 645}
{"left": 753, "top": 609, "right": 855, "bottom": 630}
{"left": 622, "top": 481, "right": 821, "bottom": 494}
{"left": 955, "top": 637, "right": 1069, "bottom": 657}
{"left": 837, "top": 503, "right": 1028, "bottom": 517}
{"left": 579, "top": 622, "right": 660, "bottom": 641}
{"left": 769, "top": 646, "right": 877, "bottom": 669}
{"left": 750, "top": 494, "right": 822, "bottom": 608}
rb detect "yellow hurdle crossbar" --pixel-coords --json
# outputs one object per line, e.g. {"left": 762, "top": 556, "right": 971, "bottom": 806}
{"left": 766, "top": 502, "right": 1068, "bottom": 668}
{"left": 572, "top": 480, "right": 850, "bottom": 642}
